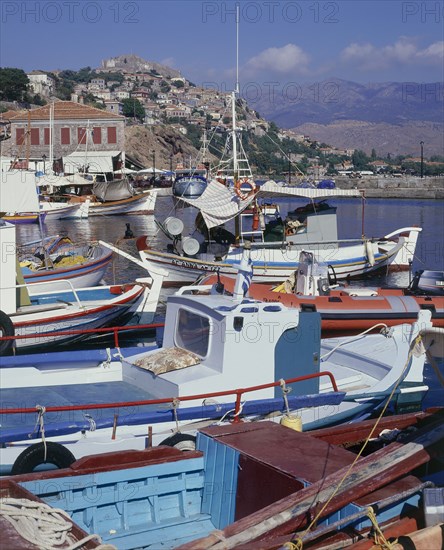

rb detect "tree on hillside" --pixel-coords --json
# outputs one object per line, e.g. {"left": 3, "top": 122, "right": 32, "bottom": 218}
{"left": 122, "top": 98, "right": 145, "bottom": 122}
{"left": 0, "top": 68, "right": 29, "bottom": 101}
{"left": 352, "top": 149, "right": 371, "bottom": 170}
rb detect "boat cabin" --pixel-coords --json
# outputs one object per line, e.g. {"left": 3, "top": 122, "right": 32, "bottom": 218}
{"left": 128, "top": 291, "right": 322, "bottom": 402}
{"left": 259, "top": 200, "right": 339, "bottom": 246}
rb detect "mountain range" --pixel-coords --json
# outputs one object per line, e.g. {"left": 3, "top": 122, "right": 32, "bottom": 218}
{"left": 248, "top": 78, "right": 444, "bottom": 156}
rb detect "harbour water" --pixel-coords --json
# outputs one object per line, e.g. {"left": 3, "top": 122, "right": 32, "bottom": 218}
{"left": 15, "top": 195, "right": 444, "bottom": 286}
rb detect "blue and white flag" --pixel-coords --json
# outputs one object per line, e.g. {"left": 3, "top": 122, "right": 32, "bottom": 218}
{"left": 233, "top": 246, "right": 253, "bottom": 300}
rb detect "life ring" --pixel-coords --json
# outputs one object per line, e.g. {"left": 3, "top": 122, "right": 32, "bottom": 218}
{"left": 234, "top": 178, "right": 256, "bottom": 200}
{"left": 160, "top": 433, "right": 197, "bottom": 452}
{"left": 0, "top": 310, "right": 14, "bottom": 356}
{"left": 11, "top": 442, "right": 76, "bottom": 475}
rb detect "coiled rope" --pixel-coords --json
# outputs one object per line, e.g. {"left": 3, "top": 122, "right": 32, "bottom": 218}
{"left": 0, "top": 498, "right": 115, "bottom": 550}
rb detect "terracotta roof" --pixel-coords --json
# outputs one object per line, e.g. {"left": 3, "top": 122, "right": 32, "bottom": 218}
{"left": 9, "top": 101, "right": 124, "bottom": 121}
{"left": 0, "top": 109, "right": 26, "bottom": 121}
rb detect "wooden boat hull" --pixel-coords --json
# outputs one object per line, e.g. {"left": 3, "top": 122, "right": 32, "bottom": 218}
{"left": 3, "top": 212, "right": 47, "bottom": 225}
{"left": 2, "top": 415, "right": 441, "bottom": 549}
{"left": 6, "top": 283, "right": 149, "bottom": 351}
{"left": 137, "top": 226, "right": 420, "bottom": 285}
{"left": 21, "top": 243, "right": 113, "bottom": 292}
{"left": 87, "top": 189, "right": 157, "bottom": 215}
{"left": 39, "top": 201, "right": 89, "bottom": 219}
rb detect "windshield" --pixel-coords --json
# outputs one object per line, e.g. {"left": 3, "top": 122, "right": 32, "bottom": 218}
{"left": 175, "top": 309, "right": 210, "bottom": 357}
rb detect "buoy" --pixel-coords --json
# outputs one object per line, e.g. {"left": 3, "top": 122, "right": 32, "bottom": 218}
{"left": 365, "top": 239, "right": 375, "bottom": 266}
{"left": 280, "top": 414, "right": 302, "bottom": 432}
{"left": 252, "top": 207, "right": 259, "bottom": 231}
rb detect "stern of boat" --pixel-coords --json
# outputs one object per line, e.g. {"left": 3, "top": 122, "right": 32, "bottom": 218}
{"left": 381, "top": 227, "right": 422, "bottom": 270}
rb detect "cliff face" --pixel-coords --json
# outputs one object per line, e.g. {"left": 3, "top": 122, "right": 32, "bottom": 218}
{"left": 124, "top": 125, "right": 217, "bottom": 170}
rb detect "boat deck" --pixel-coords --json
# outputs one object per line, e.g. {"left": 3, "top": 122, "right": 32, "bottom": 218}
{"left": 0, "top": 381, "right": 160, "bottom": 439}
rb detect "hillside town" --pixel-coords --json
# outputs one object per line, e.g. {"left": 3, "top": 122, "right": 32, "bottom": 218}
{"left": 1, "top": 55, "right": 443, "bottom": 180}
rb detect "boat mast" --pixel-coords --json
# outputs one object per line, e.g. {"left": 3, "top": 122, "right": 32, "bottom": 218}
{"left": 231, "top": 5, "right": 240, "bottom": 181}
{"left": 49, "top": 101, "right": 54, "bottom": 175}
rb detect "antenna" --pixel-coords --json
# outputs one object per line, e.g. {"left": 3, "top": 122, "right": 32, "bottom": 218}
{"left": 235, "top": 4, "right": 240, "bottom": 95}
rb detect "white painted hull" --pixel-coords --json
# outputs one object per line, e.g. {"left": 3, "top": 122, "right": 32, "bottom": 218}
{"left": 138, "top": 229, "right": 420, "bottom": 285}
{"left": 88, "top": 190, "right": 157, "bottom": 215}
{"left": 40, "top": 201, "right": 89, "bottom": 219}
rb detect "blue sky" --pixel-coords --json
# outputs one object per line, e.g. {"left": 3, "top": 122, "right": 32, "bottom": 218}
{"left": 1, "top": 0, "right": 443, "bottom": 87}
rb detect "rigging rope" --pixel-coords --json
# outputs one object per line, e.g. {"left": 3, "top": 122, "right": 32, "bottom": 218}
{"left": 284, "top": 333, "right": 423, "bottom": 550}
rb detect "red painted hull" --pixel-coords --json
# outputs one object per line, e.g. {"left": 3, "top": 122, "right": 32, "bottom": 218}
{"left": 203, "top": 275, "right": 444, "bottom": 333}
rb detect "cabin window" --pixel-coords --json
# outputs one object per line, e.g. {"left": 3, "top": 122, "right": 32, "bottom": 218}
{"left": 175, "top": 309, "right": 210, "bottom": 357}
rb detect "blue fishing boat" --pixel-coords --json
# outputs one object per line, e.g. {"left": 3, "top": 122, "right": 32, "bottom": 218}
{"left": 1, "top": 412, "right": 442, "bottom": 549}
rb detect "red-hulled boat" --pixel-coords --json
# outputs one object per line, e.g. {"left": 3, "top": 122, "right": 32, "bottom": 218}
{"left": 201, "top": 251, "right": 444, "bottom": 334}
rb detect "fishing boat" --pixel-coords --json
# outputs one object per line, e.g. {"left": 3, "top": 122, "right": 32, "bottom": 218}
{"left": 0, "top": 276, "right": 163, "bottom": 354}
{"left": 44, "top": 172, "right": 158, "bottom": 215}
{"left": 38, "top": 198, "right": 90, "bottom": 219}
{"left": 19, "top": 234, "right": 113, "bottom": 292}
{"left": 172, "top": 132, "right": 211, "bottom": 200}
{"left": 1, "top": 211, "right": 47, "bottom": 225}
{"left": 138, "top": 125, "right": 421, "bottom": 286}
{"left": 0, "top": 220, "right": 167, "bottom": 353}
{"left": 173, "top": 171, "right": 207, "bottom": 199}
{"left": 200, "top": 251, "right": 444, "bottom": 333}
{"left": 1, "top": 411, "right": 442, "bottom": 549}
{"left": 0, "top": 245, "right": 436, "bottom": 475}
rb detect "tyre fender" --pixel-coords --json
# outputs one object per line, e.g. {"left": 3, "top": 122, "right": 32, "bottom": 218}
{"left": 160, "top": 433, "right": 197, "bottom": 452}
{"left": 0, "top": 310, "right": 14, "bottom": 356}
{"left": 11, "top": 442, "right": 76, "bottom": 475}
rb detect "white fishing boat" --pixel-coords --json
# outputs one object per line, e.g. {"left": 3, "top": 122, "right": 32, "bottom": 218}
{"left": 41, "top": 173, "right": 158, "bottom": 215}
{"left": 137, "top": 178, "right": 421, "bottom": 284}
{"left": 39, "top": 199, "right": 90, "bottom": 219}
{"left": 0, "top": 246, "right": 434, "bottom": 475}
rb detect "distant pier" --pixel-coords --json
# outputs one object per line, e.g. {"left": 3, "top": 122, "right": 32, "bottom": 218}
{"left": 335, "top": 175, "right": 443, "bottom": 199}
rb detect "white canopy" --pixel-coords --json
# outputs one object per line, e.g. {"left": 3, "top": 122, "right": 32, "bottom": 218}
{"left": 257, "top": 180, "right": 362, "bottom": 199}
{"left": 137, "top": 167, "right": 167, "bottom": 174}
{"left": 63, "top": 151, "right": 121, "bottom": 174}
{"left": 178, "top": 178, "right": 255, "bottom": 229}
{"left": 0, "top": 171, "right": 40, "bottom": 212}
{"left": 37, "top": 173, "right": 95, "bottom": 187}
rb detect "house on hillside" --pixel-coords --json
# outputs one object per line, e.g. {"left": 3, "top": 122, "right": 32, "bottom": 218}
{"left": 8, "top": 101, "right": 125, "bottom": 170}
{"left": 27, "top": 71, "right": 55, "bottom": 98}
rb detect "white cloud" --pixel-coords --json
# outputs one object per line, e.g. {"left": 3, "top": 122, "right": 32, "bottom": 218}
{"left": 340, "top": 38, "right": 444, "bottom": 70}
{"left": 244, "top": 44, "right": 310, "bottom": 75}
{"left": 416, "top": 41, "right": 444, "bottom": 62}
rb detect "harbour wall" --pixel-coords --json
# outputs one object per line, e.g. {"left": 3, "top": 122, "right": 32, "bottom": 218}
{"left": 335, "top": 176, "right": 444, "bottom": 199}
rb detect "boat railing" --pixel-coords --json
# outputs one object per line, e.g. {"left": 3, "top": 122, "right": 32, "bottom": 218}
{"left": 0, "top": 322, "right": 165, "bottom": 349}
{"left": 13, "top": 279, "right": 83, "bottom": 307}
{"left": 238, "top": 238, "right": 377, "bottom": 249}
{"left": 0, "top": 370, "right": 340, "bottom": 422}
